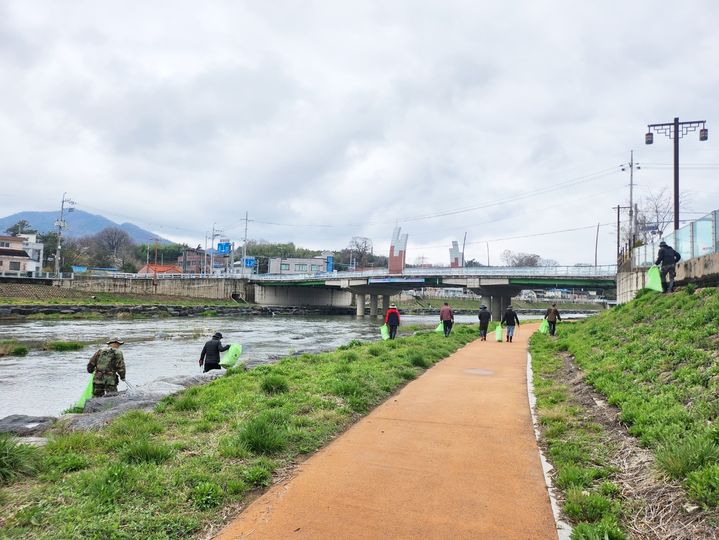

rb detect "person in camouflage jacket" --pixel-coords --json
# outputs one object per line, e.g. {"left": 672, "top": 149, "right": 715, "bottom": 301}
{"left": 87, "top": 338, "right": 126, "bottom": 397}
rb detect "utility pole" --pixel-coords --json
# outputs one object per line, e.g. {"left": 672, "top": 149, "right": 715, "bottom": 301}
{"left": 613, "top": 205, "right": 631, "bottom": 261}
{"left": 594, "top": 222, "right": 600, "bottom": 267}
{"left": 486, "top": 242, "right": 490, "bottom": 266}
{"left": 53, "top": 193, "right": 75, "bottom": 275}
{"left": 646, "top": 117, "right": 708, "bottom": 231}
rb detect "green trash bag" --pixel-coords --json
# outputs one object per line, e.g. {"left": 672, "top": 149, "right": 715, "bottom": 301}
{"left": 435, "top": 322, "right": 444, "bottom": 333}
{"left": 495, "top": 325, "right": 503, "bottom": 342}
{"left": 74, "top": 375, "right": 94, "bottom": 411}
{"left": 380, "top": 324, "right": 390, "bottom": 340}
{"left": 645, "top": 265, "right": 663, "bottom": 292}
{"left": 220, "top": 343, "right": 243, "bottom": 368}
{"left": 539, "top": 319, "right": 549, "bottom": 334}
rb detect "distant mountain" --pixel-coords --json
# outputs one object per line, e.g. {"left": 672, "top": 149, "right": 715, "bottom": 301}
{"left": 0, "top": 210, "right": 171, "bottom": 244}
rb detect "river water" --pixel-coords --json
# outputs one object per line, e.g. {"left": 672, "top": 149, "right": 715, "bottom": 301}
{"left": 0, "top": 313, "right": 586, "bottom": 418}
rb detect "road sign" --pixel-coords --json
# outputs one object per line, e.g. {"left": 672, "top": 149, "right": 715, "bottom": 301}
{"left": 216, "top": 242, "right": 232, "bottom": 254}
{"left": 243, "top": 257, "right": 256, "bottom": 268}
{"left": 326, "top": 255, "right": 334, "bottom": 272}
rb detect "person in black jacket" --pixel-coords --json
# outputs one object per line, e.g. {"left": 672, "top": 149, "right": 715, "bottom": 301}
{"left": 199, "top": 332, "right": 230, "bottom": 372}
{"left": 501, "top": 306, "right": 520, "bottom": 343}
{"left": 384, "top": 303, "right": 401, "bottom": 339}
{"left": 477, "top": 305, "right": 491, "bottom": 341}
{"left": 655, "top": 240, "right": 681, "bottom": 293}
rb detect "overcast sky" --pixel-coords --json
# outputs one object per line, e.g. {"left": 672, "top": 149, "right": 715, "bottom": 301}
{"left": 2, "top": 1, "right": 718, "bottom": 266}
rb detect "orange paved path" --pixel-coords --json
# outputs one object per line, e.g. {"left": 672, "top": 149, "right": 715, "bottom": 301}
{"left": 216, "top": 324, "right": 557, "bottom": 540}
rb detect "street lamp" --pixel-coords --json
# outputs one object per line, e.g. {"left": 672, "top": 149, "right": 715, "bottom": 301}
{"left": 645, "top": 117, "right": 708, "bottom": 231}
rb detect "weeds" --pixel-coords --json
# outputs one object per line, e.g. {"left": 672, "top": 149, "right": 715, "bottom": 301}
{"left": 45, "top": 341, "right": 84, "bottom": 352}
{"left": 0, "top": 435, "right": 39, "bottom": 484}
{"left": 239, "top": 414, "right": 288, "bottom": 454}
{"left": 260, "top": 374, "right": 289, "bottom": 394}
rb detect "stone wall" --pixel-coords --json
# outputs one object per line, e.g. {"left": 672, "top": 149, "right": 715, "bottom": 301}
{"left": 59, "top": 276, "right": 255, "bottom": 301}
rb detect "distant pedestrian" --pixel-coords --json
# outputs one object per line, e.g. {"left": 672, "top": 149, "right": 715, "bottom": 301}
{"left": 501, "top": 306, "right": 520, "bottom": 343}
{"left": 655, "top": 240, "right": 681, "bottom": 293}
{"left": 439, "top": 302, "right": 454, "bottom": 337}
{"left": 544, "top": 303, "right": 562, "bottom": 336}
{"left": 384, "top": 303, "right": 401, "bottom": 339}
{"left": 87, "top": 338, "right": 126, "bottom": 397}
{"left": 478, "top": 305, "right": 491, "bottom": 341}
{"left": 199, "top": 332, "right": 230, "bottom": 372}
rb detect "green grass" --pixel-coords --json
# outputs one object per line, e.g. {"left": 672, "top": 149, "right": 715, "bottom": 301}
{"left": 0, "top": 325, "right": 477, "bottom": 538}
{"left": 0, "top": 435, "right": 39, "bottom": 485}
{"left": 532, "top": 286, "right": 719, "bottom": 534}
{"left": 530, "top": 333, "right": 624, "bottom": 535}
{"left": 0, "top": 340, "right": 28, "bottom": 357}
{"left": 44, "top": 341, "right": 84, "bottom": 352}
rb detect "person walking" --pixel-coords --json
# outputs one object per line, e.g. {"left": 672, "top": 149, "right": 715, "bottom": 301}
{"left": 478, "top": 305, "right": 491, "bottom": 341}
{"left": 199, "top": 332, "right": 230, "bottom": 372}
{"left": 655, "top": 240, "right": 682, "bottom": 293}
{"left": 87, "top": 338, "right": 126, "bottom": 397}
{"left": 384, "top": 303, "right": 401, "bottom": 339}
{"left": 544, "top": 303, "right": 562, "bottom": 336}
{"left": 501, "top": 306, "right": 520, "bottom": 343}
{"left": 439, "top": 302, "right": 455, "bottom": 337}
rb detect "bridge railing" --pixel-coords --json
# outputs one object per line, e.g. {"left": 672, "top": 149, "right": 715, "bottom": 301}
{"left": 632, "top": 210, "right": 718, "bottom": 268}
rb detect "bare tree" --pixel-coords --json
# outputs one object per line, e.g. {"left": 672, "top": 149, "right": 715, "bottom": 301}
{"left": 635, "top": 188, "right": 691, "bottom": 243}
{"left": 348, "top": 236, "right": 373, "bottom": 268}
{"left": 94, "top": 228, "right": 133, "bottom": 260}
{"left": 501, "top": 250, "right": 541, "bottom": 267}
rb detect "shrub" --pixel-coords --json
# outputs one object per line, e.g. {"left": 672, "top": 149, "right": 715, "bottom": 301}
{"left": 655, "top": 435, "right": 719, "bottom": 479}
{"left": 190, "top": 481, "right": 223, "bottom": 509}
{"left": 239, "top": 415, "right": 288, "bottom": 454}
{"left": 0, "top": 435, "right": 39, "bottom": 484}
{"left": 120, "top": 439, "right": 174, "bottom": 464}
{"left": 687, "top": 464, "right": 719, "bottom": 507}
{"left": 260, "top": 374, "right": 289, "bottom": 394}
{"left": 563, "top": 489, "right": 617, "bottom": 523}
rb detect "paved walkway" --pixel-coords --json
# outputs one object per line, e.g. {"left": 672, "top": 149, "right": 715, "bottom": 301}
{"left": 216, "top": 324, "right": 557, "bottom": 540}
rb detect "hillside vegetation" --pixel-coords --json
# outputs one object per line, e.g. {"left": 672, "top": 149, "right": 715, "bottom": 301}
{"left": 532, "top": 286, "right": 719, "bottom": 537}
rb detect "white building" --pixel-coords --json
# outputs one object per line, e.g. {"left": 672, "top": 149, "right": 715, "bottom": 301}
{"left": 268, "top": 256, "right": 330, "bottom": 274}
{"left": 18, "top": 233, "right": 44, "bottom": 273}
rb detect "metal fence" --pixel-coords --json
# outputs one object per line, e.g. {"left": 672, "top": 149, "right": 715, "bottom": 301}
{"left": 632, "top": 210, "right": 718, "bottom": 268}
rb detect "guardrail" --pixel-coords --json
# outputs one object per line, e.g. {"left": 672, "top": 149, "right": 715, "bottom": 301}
{"left": 632, "top": 210, "right": 718, "bottom": 268}
{"left": 69, "top": 265, "right": 617, "bottom": 282}
{"left": 0, "top": 271, "right": 73, "bottom": 279}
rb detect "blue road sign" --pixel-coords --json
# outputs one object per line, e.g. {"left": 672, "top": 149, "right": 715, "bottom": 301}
{"left": 217, "top": 242, "right": 231, "bottom": 254}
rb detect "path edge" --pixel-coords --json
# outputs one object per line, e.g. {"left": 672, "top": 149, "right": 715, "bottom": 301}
{"left": 526, "top": 351, "right": 573, "bottom": 540}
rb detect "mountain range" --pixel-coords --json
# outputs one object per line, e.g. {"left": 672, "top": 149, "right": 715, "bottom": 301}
{"left": 0, "top": 210, "right": 170, "bottom": 244}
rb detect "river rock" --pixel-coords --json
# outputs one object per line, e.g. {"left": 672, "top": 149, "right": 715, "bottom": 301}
{"left": 0, "top": 414, "right": 56, "bottom": 436}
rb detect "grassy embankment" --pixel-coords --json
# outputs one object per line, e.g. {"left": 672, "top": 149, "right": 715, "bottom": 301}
{"left": 0, "top": 291, "right": 241, "bottom": 307}
{"left": 0, "top": 324, "right": 477, "bottom": 538}
{"left": 531, "top": 286, "right": 719, "bottom": 538}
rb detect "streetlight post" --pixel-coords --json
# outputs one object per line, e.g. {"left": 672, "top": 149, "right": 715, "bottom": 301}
{"left": 645, "top": 117, "right": 708, "bottom": 231}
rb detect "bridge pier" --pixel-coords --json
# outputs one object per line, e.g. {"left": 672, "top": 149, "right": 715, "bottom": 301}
{"left": 382, "top": 295, "right": 390, "bottom": 313}
{"left": 355, "top": 293, "right": 366, "bottom": 316}
{"left": 489, "top": 294, "right": 512, "bottom": 322}
{"left": 369, "top": 294, "right": 378, "bottom": 316}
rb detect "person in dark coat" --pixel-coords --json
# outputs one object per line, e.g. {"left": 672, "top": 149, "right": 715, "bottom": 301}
{"left": 439, "top": 302, "right": 454, "bottom": 337}
{"left": 477, "top": 305, "right": 491, "bottom": 341}
{"left": 544, "top": 303, "right": 561, "bottom": 336}
{"left": 199, "top": 332, "right": 230, "bottom": 372}
{"left": 384, "top": 303, "right": 401, "bottom": 339}
{"left": 501, "top": 306, "right": 520, "bottom": 343}
{"left": 655, "top": 240, "right": 681, "bottom": 293}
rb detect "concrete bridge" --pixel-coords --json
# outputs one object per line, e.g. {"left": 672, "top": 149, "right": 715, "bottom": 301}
{"left": 26, "top": 265, "right": 615, "bottom": 320}
{"left": 250, "top": 266, "right": 616, "bottom": 320}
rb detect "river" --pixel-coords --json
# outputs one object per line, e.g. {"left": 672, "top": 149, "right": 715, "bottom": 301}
{"left": 0, "top": 313, "right": 586, "bottom": 418}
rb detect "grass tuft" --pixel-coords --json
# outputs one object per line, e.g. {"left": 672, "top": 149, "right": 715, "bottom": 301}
{"left": 260, "top": 374, "right": 289, "bottom": 394}
{"left": 239, "top": 414, "right": 288, "bottom": 454}
{"left": 0, "top": 435, "right": 39, "bottom": 484}
{"left": 120, "top": 439, "right": 174, "bottom": 464}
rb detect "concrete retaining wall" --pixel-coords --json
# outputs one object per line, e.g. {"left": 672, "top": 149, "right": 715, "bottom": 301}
{"left": 617, "top": 252, "right": 719, "bottom": 303}
{"left": 59, "top": 276, "right": 255, "bottom": 301}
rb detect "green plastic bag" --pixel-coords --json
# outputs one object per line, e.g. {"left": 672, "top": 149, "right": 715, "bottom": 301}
{"left": 435, "top": 322, "right": 444, "bottom": 333}
{"left": 380, "top": 324, "right": 390, "bottom": 340}
{"left": 220, "top": 343, "right": 243, "bottom": 368}
{"left": 539, "top": 319, "right": 549, "bottom": 334}
{"left": 495, "top": 325, "right": 503, "bottom": 342}
{"left": 645, "top": 265, "right": 663, "bottom": 292}
{"left": 74, "top": 375, "right": 94, "bottom": 410}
